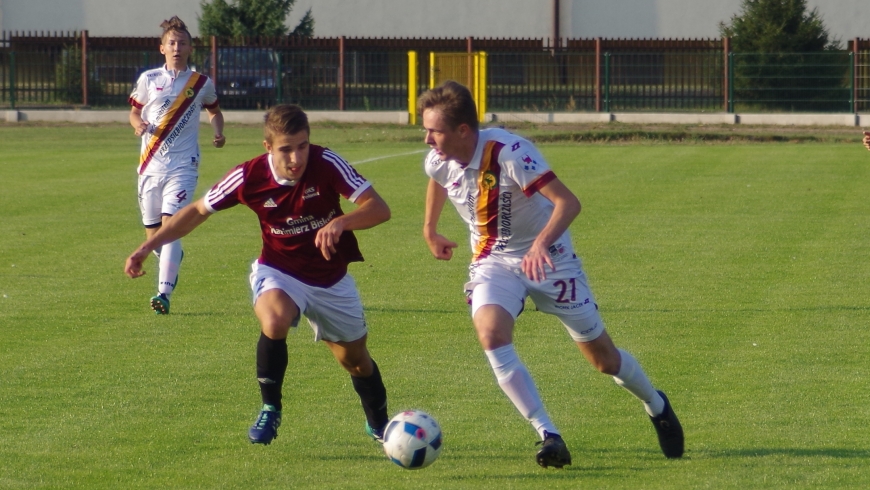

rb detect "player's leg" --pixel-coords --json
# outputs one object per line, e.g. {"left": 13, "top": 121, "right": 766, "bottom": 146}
{"left": 469, "top": 266, "right": 569, "bottom": 467}
{"left": 151, "top": 175, "right": 195, "bottom": 313}
{"left": 306, "top": 274, "right": 389, "bottom": 442}
{"left": 573, "top": 327, "right": 683, "bottom": 458}
{"left": 324, "top": 335, "right": 389, "bottom": 442}
{"left": 474, "top": 303, "right": 570, "bottom": 468}
{"left": 138, "top": 175, "right": 170, "bottom": 313}
{"left": 247, "top": 268, "right": 303, "bottom": 445}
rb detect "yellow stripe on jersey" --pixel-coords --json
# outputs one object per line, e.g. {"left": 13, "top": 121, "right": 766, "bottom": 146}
{"left": 472, "top": 140, "right": 503, "bottom": 261}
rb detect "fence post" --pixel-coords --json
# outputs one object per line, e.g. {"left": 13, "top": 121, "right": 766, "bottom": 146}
{"left": 210, "top": 36, "right": 217, "bottom": 89}
{"left": 728, "top": 52, "right": 734, "bottom": 113}
{"left": 429, "top": 52, "right": 435, "bottom": 89}
{"left": 853, "top": 38, "right": 859, "bottom": 114}
{"left": 595, "top": 37, "right": 602, "bottom": 112}
{"left": 723, "top": 37, "right": 730, "bottom": 112}
{"left": 81, "top": 30, "right": 88, "bottom": 107}
{"left": 467, "top": 36, "right": 473, "bottom": 93}
{"left": 408, "top": 51, "right": 417, "bottom": 124}
{"left": 9, "top": 51, "right": 15, "bottom": 110}
{"left": 338, "top": 36, "right": 345, "bottom": 111}
{"left": 604, "top": 52, "right": 610, "bottom": 112}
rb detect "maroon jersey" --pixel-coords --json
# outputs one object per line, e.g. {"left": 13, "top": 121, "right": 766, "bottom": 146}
{"left": 203, "top": 145, "right": 370, "bottom": 287}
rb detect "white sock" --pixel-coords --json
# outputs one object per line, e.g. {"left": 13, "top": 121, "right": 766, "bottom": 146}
{"left": 157, "top": 240, "right": 182, "bottom": 297}
{"left": 485, "top": 344, "right": 557, "bottom": 439}
{"left": 612, "top": 348, "right": 664, "bottom": 417}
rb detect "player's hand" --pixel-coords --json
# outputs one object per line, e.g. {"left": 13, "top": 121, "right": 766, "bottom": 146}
{"left": 315, "top": 219, "right": 344, "bottom": 261}
{"left": 133, "top": 121, "right": 150, "bottom": 137}
{"left": 863, "top": 131, "right": 870, "bottom": 152}
{"left": 124, "top": 247, "right": 151, "bottom": 278}
{"left": 424, "top": 233, "right": 458, "bottom": 261}
{"left": 521, "top": 244, "right": 555, "bottom": 283}
{"left": 213, "top": 134, "right": 226, "bottom": 148}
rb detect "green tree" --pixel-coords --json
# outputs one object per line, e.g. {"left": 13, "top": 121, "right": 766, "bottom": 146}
{"left": 719, "top": 0, "right": 848, "bottom": 112}
{"left": 198, "top": 0, "right": 314, "bottom": 37}
{"left": 719, "top": 0, "right": 838, "bottom": 52}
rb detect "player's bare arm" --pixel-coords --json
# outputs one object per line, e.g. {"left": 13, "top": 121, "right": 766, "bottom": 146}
{"left": 863, "top": 131, "right": 870, "bottom": 151}
{"left": 208, "top": 107, "right": 226, "bottom": 148}
{"left": 314, "top": 187, "right": 391, "bottom": 260}
{"left": 129, "top": 106, "right": 149, "bottom": 137}
{"left": 125, "top": 199, "right": 211, "bottom": 278}
{"left": 423, "top": 178, "right": 458, "bottom": 261}
{"left": 521, "top": 178, "right": 581, "bottom": 282}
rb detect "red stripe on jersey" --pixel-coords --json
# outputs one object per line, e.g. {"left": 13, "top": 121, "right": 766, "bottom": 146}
{"left": 129, "top": 97, "right": 144, "bottom": 109}
{"left": 523, "top": 170, "right": 557, "bottom": 197}
{"left": 138, "top": 73, "right": 208, "bottom": 174}
{"left": 472, "top": 141, "right": 504, "bottom": 261}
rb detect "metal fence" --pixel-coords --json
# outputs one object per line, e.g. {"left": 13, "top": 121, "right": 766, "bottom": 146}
{"left": 729, "top": 52, "right": 855, "bottom": 113}
{"left": 2, "top": 32, "right": 869, "bottom": 114}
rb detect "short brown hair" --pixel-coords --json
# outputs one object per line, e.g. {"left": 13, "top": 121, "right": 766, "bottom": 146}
{"left": 264, "top": 104, "right": 310, "bottom": 143}
{"left": 417, "top": 80, "right": 479, "bottom": 131}
{"left": 160, "top": 16, "right": 192, "bottom": 43}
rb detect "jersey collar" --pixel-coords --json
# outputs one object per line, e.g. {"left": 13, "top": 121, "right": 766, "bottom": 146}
{"left": 267, "top": 153, "right": 298, "bottom": 186}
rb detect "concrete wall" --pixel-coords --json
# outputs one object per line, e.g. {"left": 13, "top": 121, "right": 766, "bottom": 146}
{"left": 2, "top": 0, "right": 868, "bottom": 42}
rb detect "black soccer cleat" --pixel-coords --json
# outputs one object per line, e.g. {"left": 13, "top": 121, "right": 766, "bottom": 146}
{"left": 535, "top": 431, "right": 572, "bottom": 469}
{"left": 649, "top": 390, "right": 684, "bottom": 458}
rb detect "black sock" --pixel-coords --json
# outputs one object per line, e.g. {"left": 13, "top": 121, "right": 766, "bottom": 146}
{"left": 256, "top": 333, "right": 288, "bottom": 411}
{"left": 351, "top": 359, "right": 389, "bottom": 431}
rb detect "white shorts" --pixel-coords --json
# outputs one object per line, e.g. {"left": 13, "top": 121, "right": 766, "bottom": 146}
{"left": 249, "top": 262, "right": 368, "bottom": 343}
{"left": 465, "top": 261, "right": 605, "bottom": 342}
{"left": 137, "top": 173, "right": 198, "bottom": 227}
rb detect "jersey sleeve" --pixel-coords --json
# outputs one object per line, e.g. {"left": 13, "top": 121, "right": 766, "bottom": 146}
{"left": 423, "top": 150, "right": 449, "bottom": 187}
{"left": 201, "top": 77, "right": 219, "bottom": 110}
{"left": 322, "top": 148, "right": 371, "bottom": 203}
{"left": 203, "top": 164, "right": 244, "bottom": 213}
{"left": 500, "top": 138, "right": 556, "bottom": 197}
{"left": 128, "top": 72, "right": 148, "bottom": 109}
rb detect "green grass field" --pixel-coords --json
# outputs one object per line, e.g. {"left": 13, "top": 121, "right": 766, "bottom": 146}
{"left": 1, "top": 122, "right": 869, "bottom": 489}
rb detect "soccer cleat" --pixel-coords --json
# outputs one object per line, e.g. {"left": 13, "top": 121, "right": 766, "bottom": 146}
{"left": 649, "top": 390, "right": 684, "bottom": 458}
{"left": 150, "top": 293, "right": 169, "bottom": 315}
{"left": 535, "top": 431, "right": 572, "bottom": 469}
{"left": 365, "top": 422, "right": 385, "bottom": 444}
{"left": 248, "top": 404, "right": 281, "bottom": 445}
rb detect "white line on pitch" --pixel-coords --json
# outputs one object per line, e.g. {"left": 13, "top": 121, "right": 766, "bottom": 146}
{"left": 350, "top": 149, "right": 428, "bottom": 165}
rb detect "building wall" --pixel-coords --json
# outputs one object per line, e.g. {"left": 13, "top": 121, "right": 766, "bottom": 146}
{"left": 1, "top": 0, "right": 868, "bottom": 42}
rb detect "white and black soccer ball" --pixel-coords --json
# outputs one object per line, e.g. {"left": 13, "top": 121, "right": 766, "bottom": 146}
{"left": 382, "top": 410, "right": 443, "bottom": 469}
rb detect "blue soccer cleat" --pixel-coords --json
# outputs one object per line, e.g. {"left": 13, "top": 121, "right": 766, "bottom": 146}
{"left": 150, "top": 293, "right": 170, "bottom": 315}
{"left": 249, "top": 404, "right": 281, "bottom": 445}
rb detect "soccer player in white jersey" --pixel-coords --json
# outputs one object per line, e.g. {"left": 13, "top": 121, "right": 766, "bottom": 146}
{"left": 419, "top": 81, "right": 684, "bottom": 468}
{"left": 125, "top": 104, "right": 392, "bottom": 447}
{"left": 128, "top": 16, "right": 225, "bottom": 314}
{"left": 863, "top": 131, "right": 870, "bottom": 151}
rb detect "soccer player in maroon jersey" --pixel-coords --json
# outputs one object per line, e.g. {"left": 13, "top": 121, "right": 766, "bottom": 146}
{"left": 125, "top": 104, "right": 391, "bottom": 446}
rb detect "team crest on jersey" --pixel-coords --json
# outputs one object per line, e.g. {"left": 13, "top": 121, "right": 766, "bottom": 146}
{"left": 480, "top": 170, "right": 498, "bottom": 190}
{"left": 302, "top": 187, "right": 320, "bottom": 200}
{"left": 185, "top": 87, "right": 195, "bottom": 98}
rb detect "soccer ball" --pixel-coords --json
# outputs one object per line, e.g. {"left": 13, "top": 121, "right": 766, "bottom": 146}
{"left": 382, "top": 410, "right": 443, "bottom": 469}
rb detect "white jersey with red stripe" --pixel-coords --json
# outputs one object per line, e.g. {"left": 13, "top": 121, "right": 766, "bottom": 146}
{"left": 424, "top": 128, "right": 577, "bottom": 268}
{"left": 129, "top": 65, "right": 218, "bottom": 176}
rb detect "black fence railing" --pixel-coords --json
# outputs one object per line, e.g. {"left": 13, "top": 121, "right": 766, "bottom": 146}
{"left": 1, "top": 33, "right": 869, "bottom": 114}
